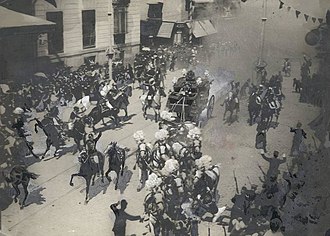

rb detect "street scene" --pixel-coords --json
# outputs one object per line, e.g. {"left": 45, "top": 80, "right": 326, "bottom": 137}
{"left": 1, "top": 0, "right": 330, "bottom": 235}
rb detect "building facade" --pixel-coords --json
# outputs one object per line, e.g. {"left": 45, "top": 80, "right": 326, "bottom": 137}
{"left": 140, "top": 0, "right": 217, "bottom": 46}
{"left": 35, "top": 0, "right": 140, "bottom": 68}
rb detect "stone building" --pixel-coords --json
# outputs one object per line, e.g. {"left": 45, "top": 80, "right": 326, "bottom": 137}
{"left": 140, "top": 0, "right": 217, "bottom": 46}
{"left": 35, "top": 0, "right": 140, "bottom": 68}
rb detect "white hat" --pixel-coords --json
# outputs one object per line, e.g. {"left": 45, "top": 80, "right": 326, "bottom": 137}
{"left": 13, "top": 107, "right": 24, "bottom": 115}
{"left": 187, "top": 127, "right": 201, "bottom": 139}
{"left": 155, "top": 129, "right": 169, "bottom": 140}
{"left": 195, "top": 155, "right": 213, "bottom": 169}
{"left": 162, "top": 159, "right": 179, "bottom": 175}
{"left": 160, "top": 111, "right": 175, "bottom": 121}
{"left": 133, "top": 130, "right": 145, "bottom": 142}
{"left": 145, "top": 173, "right": 162, "bottom": 190}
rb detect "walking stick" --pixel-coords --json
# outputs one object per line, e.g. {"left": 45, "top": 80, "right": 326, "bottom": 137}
{"left": 233, "top": 170, "right": 240, "bottom": 194}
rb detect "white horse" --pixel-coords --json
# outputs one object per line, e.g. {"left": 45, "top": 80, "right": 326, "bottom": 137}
{"left": 140, "top": 89, "right": 161, "bottom": 122}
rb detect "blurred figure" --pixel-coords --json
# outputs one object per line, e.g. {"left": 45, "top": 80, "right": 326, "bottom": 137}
{"left": 110, "top": 199, "right": 141, "bottom": 236}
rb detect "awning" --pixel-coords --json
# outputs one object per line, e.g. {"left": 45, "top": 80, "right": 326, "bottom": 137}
{"left": 193, "top": 0, "right": 214, "bottom": 3}
{"left": 191, "top": 20, "right": 217, "bottom": 38}
{"left": 199, "top": 20, "right": 217, "bottom": 35}
{"left": 0, "top": 6, "right": 55, "bottom": 35}
{"left": 157, "top": 22, "right": 174, "bottom": 38}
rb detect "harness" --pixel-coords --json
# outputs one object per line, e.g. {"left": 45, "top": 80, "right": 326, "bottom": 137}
{"left": 144, "top": 191, "right": 164, "bottom": 217}
{"left": 153, "top": 141, "right": 170, "bottom": 168}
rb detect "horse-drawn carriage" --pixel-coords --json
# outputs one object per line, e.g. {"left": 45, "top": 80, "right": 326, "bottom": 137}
{"left": 166, "top": 74, "right": 215, "bottom": 125}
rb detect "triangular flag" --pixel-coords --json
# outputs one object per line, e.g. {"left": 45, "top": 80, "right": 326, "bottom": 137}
{"left": 318, "top": 18, "right": 324, "bottom": 24}
{"left": 295, "top": 10, "right": 301, "bottom": 18}
{"left": 279, "top": 1, "right": 284, "bottom": 9}
{"left": 304, "top": 14, "right": 309, "bottom": 22}
{"left": 287, "top": 6, "right": 291, "bottom": 12}
{"left": 312, "top": 17, "right": 316, "bottom": 23}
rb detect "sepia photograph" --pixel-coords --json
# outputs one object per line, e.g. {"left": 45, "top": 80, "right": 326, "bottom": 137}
{"left": 0, "top": 0, "right": 330, "bottom": 235}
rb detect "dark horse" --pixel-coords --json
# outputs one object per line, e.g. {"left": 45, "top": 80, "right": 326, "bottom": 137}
{"left": 248, "top": 93, "right": 261, "bottom": 126}
{"left": 222, "top": 94, "right": 239, "bottom": 123}
{"left": 3, "top": 165, "right": 38, "bottom": 208}
{"left": 260, "top": 101, "right": 279, "bottom": 130}
{"left": 34, "top": 117, "right": 62, "bottom": 159}
{"left": 107, "top": 86, "right": 133, "bottom": 118}
{"left": 69, "top": 150, "right": 105, "bottom": 203}
{"left": 86, "top": 105, "right": 120, "bottom": 130}
{"left": 104, "top": 142, "right": 127, "bottom": 190}
{"left": 66, "top": 118, "right": 86, "bottom": 154}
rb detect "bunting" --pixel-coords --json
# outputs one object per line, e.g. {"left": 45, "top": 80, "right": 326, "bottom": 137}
{"left": 279, "top": 1, "right": 284, "bottom": 9}
{"left": 278, "top": 0, "right": 323, "bottom": 24}
{"left": 304, "top": 14, "right": 309, "bottom": 21}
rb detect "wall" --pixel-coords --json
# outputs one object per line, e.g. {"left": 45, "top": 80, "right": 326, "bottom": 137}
{"left": 122, "top": 0, "right": 141, "bottom": 63}
{"left": 35, "top": 0, "right": 140, "bottom": 67}
{"left": 35, "top": 0, "right": 111, "bottom": 67}
{"left": 140, "top": 0, "right": 187, "bottom": 22}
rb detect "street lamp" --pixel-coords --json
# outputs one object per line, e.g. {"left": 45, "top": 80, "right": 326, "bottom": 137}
{"left": 107, "top": 0, "right": 114, "bottom": 82}
{"left": 106, "top": 47, "right": 115, "bottom": 82}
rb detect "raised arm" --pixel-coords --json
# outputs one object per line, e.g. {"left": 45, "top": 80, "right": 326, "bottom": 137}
{"left": 94, "top": 132, "right": 102, "bottom": 143}
{"left": 261, "top": 153, "right": 271, "bottom": 162}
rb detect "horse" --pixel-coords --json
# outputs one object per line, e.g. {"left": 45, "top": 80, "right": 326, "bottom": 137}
{"left": 3, "top": 165, "right": 38, "bottom": 208}
{"left": 34, "top": 117, "right": 62, "bottom": 159}
{"left": 222, "top": 93, "right": 239, "bottom": 123}
{"left": 86, "top": 105, "right": 120, "bottom": 130}
{"left": 260, "top": 99, "right": 280, "bottom": 129}
{"left": 140, "top": 89, "right": 161, "bottom": 122}
{"left": 193, "top": 164, "right": 225, "bottom": 222}
{"left": 248, "top": 93, "right": 261, "bottom": 126}
{"left": 134, "top": 142, "right": 153, "bottom": 191}
{"left": 66, "top": 117, "right": 87, "bottom": 154}
{"left": 104, "top": 142, "right": 127, "bottom": 190}
{"left": 69, "top": 151, "right": 104, "bottom": 203}
{"left": 107, "top": 86, "right": 133, "bottom": 118}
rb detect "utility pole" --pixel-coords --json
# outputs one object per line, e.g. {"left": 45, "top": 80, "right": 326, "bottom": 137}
{"left": 255, "top": 0, "right": 267, "bottom": 84}
{"left": 187, "top": 0, "right": 195, "bottom": 44}
{"left": 107, "top": 0, "right": 114, "bottom": 82}
{"left": 258, "top": 0, "right": 267, "bottom": 66}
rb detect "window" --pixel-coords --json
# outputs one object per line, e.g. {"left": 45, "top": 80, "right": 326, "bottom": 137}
{"left": 82, "top": 10, "right": 96, "bottom": 49}
{"left": 114, "top": 7, "right": 127, "bottom": 34}
{"left": 148, "top": 3, "right": 163, "bottom": 19}
{"left": 46, "top": 12, "right": 63, "bottom": 54}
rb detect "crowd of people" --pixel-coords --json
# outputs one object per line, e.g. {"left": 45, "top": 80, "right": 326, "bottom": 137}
{"left": 295, "top": 55, "right": 324, "bottom": 107}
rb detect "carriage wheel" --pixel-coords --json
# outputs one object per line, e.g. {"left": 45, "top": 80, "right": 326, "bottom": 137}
{"left": 207, "top": 95, "right": 215, "bottom": 119}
